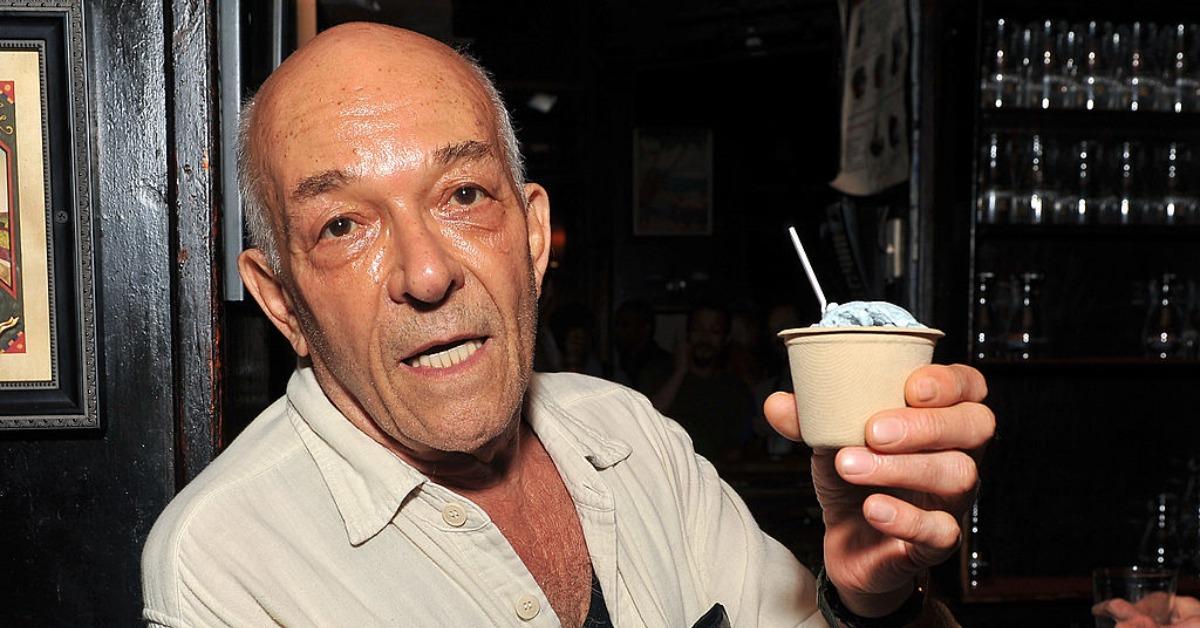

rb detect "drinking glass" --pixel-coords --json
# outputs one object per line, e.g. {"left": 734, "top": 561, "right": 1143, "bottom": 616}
{"left": 981, "top": 18, "right": 1021, "bottom": 108}
{"left": 1048, "top": 21, "right": 1083, "bottom": 109}
{"left": 1016, "top": 24, "right": 1044, "bottom": 108}
{"left": 1162, "top": 24, "right": 1196, "bottom": 112}
{"left": 1081, "top": 22, "right": 1123, "bottom": 110}
{"left": 1006, "top": 272, "right": 1043, "bottom": 360}
{"left": 1158, "top": 142, "right": 1193, "bottom": 225}
{"left": 1144, "top": 273, "right": 1187, "bottom": 359}
{"left": 1125, "top": 22, "right": 1165, "bottom": 112}
{"left": 1092, "top": 567, "right": 1177, "bottom": 628}
{"left": 1139, "top": 493, "right": 1188, "bottom": 569}
{"left": 978, "top": 133, "right": 1014, "bottom": 224}
{"left": 1182, "top": 24, "right": 1200, "bottom": 113}
{"left": 1104, "top": 24, "right": 1133, "bottom": 110}
{"left": 1061, "top": 139, "right": 1101, "bottom": 225}
{"left": 1012, "top": 134, "right": 1057, "bottom": 224}
{"left": 973, "top": 272, "right": 999, "bottom": 360}
{"left": 1099, "top": 141, "right": 1142, "bottom": 225}
{"left": 1186, "top": 281, "right": 1200, "bottom": 358}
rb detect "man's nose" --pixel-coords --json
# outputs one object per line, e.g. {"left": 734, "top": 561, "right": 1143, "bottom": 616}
{"left": 385, "top": 214, "right": 464, "bottom": 306}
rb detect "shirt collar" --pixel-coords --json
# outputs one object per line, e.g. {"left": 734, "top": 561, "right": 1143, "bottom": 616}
{"left": 525, "top": 374, "right": 633, "bottom": 471}
{"left": 285, "top": 368, "right": 633, "bottom": 546}
{"left": 285, "top": 367, "right": 427, "bottom": 546}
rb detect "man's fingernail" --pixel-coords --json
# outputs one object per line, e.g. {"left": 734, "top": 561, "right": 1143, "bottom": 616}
{"left": 839, "top": 451, "right": 874, "bottom": 475}
{"left": 871, "top": 418, "right": 905, "bottom": 445}
{"left": 916, "top": 379, "right": 937, "bottom": 401}
{"left": 865, "top": 500, "right": 896, "bottom": 524}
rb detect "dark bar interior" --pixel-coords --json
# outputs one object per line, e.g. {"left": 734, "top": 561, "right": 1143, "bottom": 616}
{"left": 2, "top": 0, "right": 1199, "bottom": 625}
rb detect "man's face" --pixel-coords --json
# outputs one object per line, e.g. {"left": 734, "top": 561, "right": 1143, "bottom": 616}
{"left": 688, "top": 308, "right": 728, "bottom": 367}
{"left": 613, "top": 307, "right": 650, "bottom": 354}
{"left": 247, "top": 41, "right": 550, "bottom": 456}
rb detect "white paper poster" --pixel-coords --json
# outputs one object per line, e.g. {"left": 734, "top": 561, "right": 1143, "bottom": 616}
{"left": 831, "top": 0, "right": 910, "bottom": 196}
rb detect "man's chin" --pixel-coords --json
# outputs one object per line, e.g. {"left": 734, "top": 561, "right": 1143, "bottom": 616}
{"left": 399, "top": 396, "right": 522, "bottom": 452}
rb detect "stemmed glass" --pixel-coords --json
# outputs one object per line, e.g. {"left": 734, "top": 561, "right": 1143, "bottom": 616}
{"left": 1143, "top": 273, "right": 1186, "bottom": 359}
{"left": 1007, "top": 272, "right": 1044, "bottom": 360}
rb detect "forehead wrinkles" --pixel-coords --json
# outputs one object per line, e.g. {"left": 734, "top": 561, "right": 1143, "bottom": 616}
{"left": 262, "top": 73, "right": 499, "bottom": 185}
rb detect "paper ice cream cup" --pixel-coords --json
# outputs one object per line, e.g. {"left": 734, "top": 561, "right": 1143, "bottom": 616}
{"left": 777, "top": 326, "right": 944, "bottom": 449}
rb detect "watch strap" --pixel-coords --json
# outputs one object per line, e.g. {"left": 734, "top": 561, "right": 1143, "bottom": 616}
{"left": 816, "top": 567, "right": 926, "bottom": 628}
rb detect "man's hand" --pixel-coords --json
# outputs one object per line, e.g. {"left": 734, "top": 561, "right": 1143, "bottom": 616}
{"left": 1094, "top": 594, "right": 1200, "bottom": 627}
{"left": 764, "top": 364, "right": 994, "bottom": 617}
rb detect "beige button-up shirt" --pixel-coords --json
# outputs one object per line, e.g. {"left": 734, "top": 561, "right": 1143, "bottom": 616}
{"left": 142, "top": 368, "right": 825, "bottom": 627}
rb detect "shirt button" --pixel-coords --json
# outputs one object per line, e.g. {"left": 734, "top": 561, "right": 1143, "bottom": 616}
{"left": 441, "top": 502, "right": 467, "bottom": 527}
{"left": 514, "top": 594, "right": 540, "bottom": 621}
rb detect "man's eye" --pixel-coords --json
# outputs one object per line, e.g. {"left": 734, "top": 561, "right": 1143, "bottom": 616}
{"left": 320, "top": 216, "right": 356, "bottom": 239}
{"left": 451, "top": 186, "right": 486, "bottom": 206}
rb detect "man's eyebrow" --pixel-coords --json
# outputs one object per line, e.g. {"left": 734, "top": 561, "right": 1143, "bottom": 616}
{"left": 433, "top": 140, "right": 495, "bottom": 166}
{"left": 290, "top": 169, "right": 352, "bottom": 202}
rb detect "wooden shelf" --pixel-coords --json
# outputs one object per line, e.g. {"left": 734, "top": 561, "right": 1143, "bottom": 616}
{"left": 979, "top": 2, "right": 1200, "bottom": 25}
{"left": 976, "top": 223, "right": 1200, "bottom": 241}
{"left": 965, "top": 575, "right": 1200, "bottom": 603}
{"left": 980, "top": 109, "right": 1200, "bottom": 139}
{"left": 974, "top": 357, "right": 1200, "bottom": 369}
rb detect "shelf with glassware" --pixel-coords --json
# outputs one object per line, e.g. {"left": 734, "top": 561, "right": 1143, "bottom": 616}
{"left": 966, "top": 261, "right": 1200, "bottom": 364}
{"left": 953, "top": 8, "right": 1200, "bottom": 608}
{"left": 980, "top": 19, "right": 1200, "bottom": 117}
{"left": 974, "top": 131, "right": 1200, "bottom": 228}
{"left": 977, "top": 223, "right": 1200, "bottom": 241}
{"left": 980, "top": 109, "right": 1200, "bottom": 138}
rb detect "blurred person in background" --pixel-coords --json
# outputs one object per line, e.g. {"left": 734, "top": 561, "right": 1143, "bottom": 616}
{"left": 652, "top": 302, "right": 755, "bottom": 461}
{"left": 548, "top": 302, "right": 606, "bottom": 377}
{"left": 611, "top": 299, "right": 673, "bottom": 395}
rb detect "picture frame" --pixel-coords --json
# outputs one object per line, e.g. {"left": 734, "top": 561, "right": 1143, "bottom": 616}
{"left": 0, "top": 0, "right": 98, "bottom": 430}
{"left": 632, "top": 127, "right": 713, "bottom": 236}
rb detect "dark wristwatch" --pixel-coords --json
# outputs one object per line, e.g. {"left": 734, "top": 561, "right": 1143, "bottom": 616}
{"left": 816, "top": 568, "right": 925, "bottom": 628}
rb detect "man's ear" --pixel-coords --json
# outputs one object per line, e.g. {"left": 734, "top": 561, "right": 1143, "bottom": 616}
{"left": 238, "top": 249, "right": 310, "bottom": 357}
{"left": 523, "top": 183, "right": 552, "bottom": 295}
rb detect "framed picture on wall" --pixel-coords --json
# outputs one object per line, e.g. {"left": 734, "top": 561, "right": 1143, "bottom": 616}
{"left": 633, "top": 127, "right": 713, "bottom": 236}
{"left": 0, "top": 1, "right": 98, "bottom": 430}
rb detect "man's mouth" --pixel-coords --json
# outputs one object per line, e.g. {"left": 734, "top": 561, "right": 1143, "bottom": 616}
{"left": 404, "top": 338, "right": 485, "bottom": 369}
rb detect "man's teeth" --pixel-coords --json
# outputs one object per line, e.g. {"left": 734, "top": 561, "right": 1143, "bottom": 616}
{"left": 407, "top": 339, "right": 483, "bottom": 369}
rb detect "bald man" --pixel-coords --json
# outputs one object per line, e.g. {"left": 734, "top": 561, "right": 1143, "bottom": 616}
{"left": 142, "top": 24, "right": 992, "bottom": 627}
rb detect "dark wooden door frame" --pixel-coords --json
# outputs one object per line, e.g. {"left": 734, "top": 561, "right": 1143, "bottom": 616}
{"left": 168, "top": 0, "right": 223, "bottom": 486}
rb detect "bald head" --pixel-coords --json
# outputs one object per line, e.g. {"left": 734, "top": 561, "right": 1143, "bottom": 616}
{"left": 238, "top": 23, "right": 525, "bottom": 271}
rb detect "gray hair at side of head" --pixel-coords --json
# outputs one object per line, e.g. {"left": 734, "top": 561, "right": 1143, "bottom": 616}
{"left": 458, "top": 49, "right": 528, "bottom": 206}
{"left": 235, "top": 49, "right": 527, "bottom": 274}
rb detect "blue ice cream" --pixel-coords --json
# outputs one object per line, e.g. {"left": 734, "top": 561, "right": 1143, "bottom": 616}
{"left": 813, "top": 301, "right": 926, "bottom": 329}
